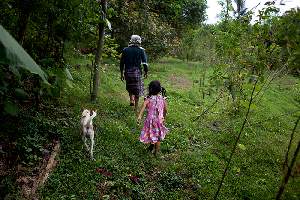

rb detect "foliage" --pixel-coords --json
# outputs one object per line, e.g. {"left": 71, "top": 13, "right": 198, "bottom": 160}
{"left": 273, "top": 8, "right": 300, "bottom": 74}
{"left": 181, "top": 0, "right": 208, "bottom": 27}
{"left": 169, "top": 5, "right": 299, "bottom": 115}
{"left": 108, "top": 0, "right": 207, "bottom": 59}
{"left": 1, "top": 0, "right": 88, "bottom": 62}
{"left": 178, "top": 25, "right": 218, "bottom": 64}
{"left": 0, "top": 0, "right": 208, "bottom": 62}
{"left": 0, "top": 25, "right": 48, "bottom": 83}
{"left": 0, "top": 25, "right": 49, "bottom": 118}
{"left": 218, "top": 0, "right": 234, "bottom": 20}
{"left": 0, "top": 25, "right": 74, "bottom": 147}
{"left": 180, "top": 6, "right": 300, "bottom": 112}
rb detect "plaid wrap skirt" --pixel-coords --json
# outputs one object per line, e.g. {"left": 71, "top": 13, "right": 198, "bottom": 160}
{"left": 125, "top": 68, "right": 144, "bottom": 96}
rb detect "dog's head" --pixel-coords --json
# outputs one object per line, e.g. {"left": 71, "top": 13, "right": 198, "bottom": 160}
{"left": 81, "top": 109, "right": 90, "bottom": 117}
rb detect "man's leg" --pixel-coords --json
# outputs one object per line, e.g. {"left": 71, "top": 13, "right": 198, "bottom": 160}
{"left": 129, "top": 94, "right": 135, "bottom": 106}
{"left": 134, "top": 95, "right": 139, "bottom": 113}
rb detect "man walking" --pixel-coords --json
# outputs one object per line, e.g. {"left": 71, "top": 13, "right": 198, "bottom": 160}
{"left": 120, "top": 35, "right": 148, "bottom": 112}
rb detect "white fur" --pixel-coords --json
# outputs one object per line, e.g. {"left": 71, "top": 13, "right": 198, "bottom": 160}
{"left": 80, "top": 109, "right": 97, "bottom": 160}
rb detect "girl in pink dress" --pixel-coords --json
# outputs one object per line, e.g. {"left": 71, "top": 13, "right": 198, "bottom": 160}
{"left": 137, "top": 80, "right": 169, "bottom": 155}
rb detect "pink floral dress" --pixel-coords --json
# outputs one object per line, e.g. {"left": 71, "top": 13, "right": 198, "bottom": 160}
{"left": 139, "top": 95, "right": 169, "bottom": 144}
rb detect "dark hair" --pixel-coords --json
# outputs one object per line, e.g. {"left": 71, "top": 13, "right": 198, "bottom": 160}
{"left": 148, "top": 80, "right": 167, "bottom": 97}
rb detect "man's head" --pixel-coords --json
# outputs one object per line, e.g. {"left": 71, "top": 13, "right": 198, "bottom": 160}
{"left": 129, "top": 35, "right": 142, "bottom": 45}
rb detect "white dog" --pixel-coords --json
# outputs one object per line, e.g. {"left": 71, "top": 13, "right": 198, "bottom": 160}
{"left": 80, "top": 109, "right": 97, "bottom": 160}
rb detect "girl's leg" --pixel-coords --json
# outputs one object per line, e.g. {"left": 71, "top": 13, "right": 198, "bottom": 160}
{"left": 154, "top": 142, "right": 160, "bottom": 156}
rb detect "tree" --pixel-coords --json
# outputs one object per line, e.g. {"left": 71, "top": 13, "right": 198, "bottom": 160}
{"left": 107, "top": 0, "right": 207, "bottom": 58}
{"left": 233, "top": 0, "right": 247, "bottom": 18}
{"left": 182, "top": 0, "right": 207, "bottom": 27}
{"left": 91, "top": 0, "right": 107, "bottom": 102}
{"left": 218, "top": 0, "right": 233, "bottom": 21}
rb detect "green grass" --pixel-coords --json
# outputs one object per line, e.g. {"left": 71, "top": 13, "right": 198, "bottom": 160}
{"left": 39, "top": 56, "right": 300, "bottom": 199}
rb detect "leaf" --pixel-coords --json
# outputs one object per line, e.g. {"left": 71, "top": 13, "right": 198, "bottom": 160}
{"left": 250, "top": 103, "right": 257, "bottom": 110}
{"left": 233, "top": 166, "right": 241, "bottom": 174}
{"left": 66, "top": 79, "right": 73, "bottom": 88}
{"left": 9, "top": 65, "right": 21, "bottom": 79}
{"left": 65, "top": 68, "right": 73, "bottom": 80}
{"left": 238, "top": 143, "right": 246, "bottom": 151}
{"left": 0, "top": 80, "right": 8, "bottom": 94}
{"left": 105, "top": 18, "right": 112, "bottom": 30}
{"left": 15, "top": 88, "right": 29, "bottom": 99}
{"left": 4, "top": 101, "right": 19, "bottom": 116}
{"left": 0, "top": 25, "right": 48, "bottom": 83}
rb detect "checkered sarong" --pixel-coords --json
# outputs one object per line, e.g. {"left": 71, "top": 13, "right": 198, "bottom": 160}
{"left": 125, "top": 68, "right": 144, "bottom": 96}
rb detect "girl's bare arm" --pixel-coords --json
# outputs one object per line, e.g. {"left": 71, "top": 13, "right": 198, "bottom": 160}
{"left": 137, "top": 100, "right": 148, "bottom": 121}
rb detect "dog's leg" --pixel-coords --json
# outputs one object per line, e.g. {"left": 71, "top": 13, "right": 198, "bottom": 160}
{"left": 82, "top": 135, "right": 89, "bottom": 151}
{"left": 90, "top": 134, "right": 95, "bottom": 160}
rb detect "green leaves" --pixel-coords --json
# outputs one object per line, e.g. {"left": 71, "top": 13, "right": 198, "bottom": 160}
{"left": 9, "top": 65, "right": 21, "bottom": 79}
{"left": 65, "top": 67, "right": 74, "bottom": 81}
{"left": 238, "top": 143, "right": 246, "bottom": 151}
{"left": 105, "top": 19, "right": 112, "bottom": 31}
{"left": 15, "top": 88, "right": 29, "bottom": 100}
{"left": 65, "top": 67, "right": 74, "bottom": 88}
{"left": 4, "top": 101, "right": 19, "bottom": 116}
{"left": 66, "top": 79, "right": 74, "bottom": 88}
{"left": 0, "top": 25, "right": 48, "bottom": 83}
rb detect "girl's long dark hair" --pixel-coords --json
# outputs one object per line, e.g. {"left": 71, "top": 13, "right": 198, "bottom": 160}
{"left": 148, "top": 80, "right": 167, "bottom": 97}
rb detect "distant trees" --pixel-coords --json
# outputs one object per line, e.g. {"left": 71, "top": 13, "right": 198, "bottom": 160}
{"left": 178, "top": 3, "right": 299, "bottom": 75}
{"left": 0, "top": 0, "right": 208, "bottom": 62}
{"left": 108, "top": 0, "right": 207, "bottom": 58}
{"left": 0, "top": 0, "right": 208, "bottom": 103}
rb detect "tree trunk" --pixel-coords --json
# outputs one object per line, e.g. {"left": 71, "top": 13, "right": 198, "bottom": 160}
{"left": 91, "top": 0, "right": 107, "bottom": 102}
{"left": 17, "top": 0, "right": 34, "bottom": 45}
{"left": 17, "top": 12, "right": 30, "bottom": 45}
{"left": 226, "top": 0, "right": 230, "bottom": 20}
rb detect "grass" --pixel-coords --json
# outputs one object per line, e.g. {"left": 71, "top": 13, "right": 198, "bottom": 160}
{"left": 38, "top": 55, "right": 300, "bottom": 200}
